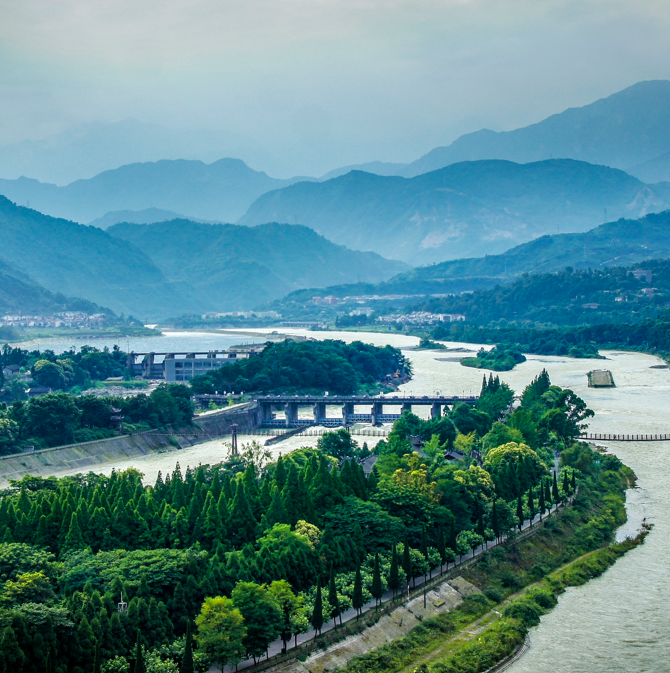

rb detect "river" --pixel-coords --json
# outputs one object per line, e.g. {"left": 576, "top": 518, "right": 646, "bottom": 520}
{"left": 11, "top": 328, "right": 670, "bottom": 671}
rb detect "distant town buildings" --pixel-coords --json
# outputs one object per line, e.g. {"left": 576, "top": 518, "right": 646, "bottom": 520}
{"left": 202, "top": 311, "right": 281, "bottom": 319}
{"left": 377, "top": 312, "right": 465, "bottom": 325}
{"left": 0, "top": 312, "right": 106, "bottom": 328}
{"left": 629, "top": 269, "right": 653, "bottom": 283}
{"left": 312, "top": 296, "right": 339, "bottom": 305}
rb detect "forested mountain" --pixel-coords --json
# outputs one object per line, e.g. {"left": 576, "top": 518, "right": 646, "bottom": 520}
{"left": 0, "top": 158, "right": 311, "bottom": 224}
{"left": 0, "top": 198, "right": 407, "bottom": 321}
{"left": 239, "top": 159, "right": 670, "bottom": 265}
{"left": 415, "top": 260, "right": 670, "bottom": 328}
{"left": 403, "top": 80, "right": 670, "bottom": 178}
{"left": 108, "top": 220, "right": 408, "bottom": 312}
{"left": 88, "top": 208, "right": 200, "bottom": 229}
{"left": 392, "top": 210, "right": 670, "bottom": 286}
{"left": 0, "top": 258, "right": 109, "bottom": 316}
{"left": 0, "top": 196, "right": 194, "bottom": 320}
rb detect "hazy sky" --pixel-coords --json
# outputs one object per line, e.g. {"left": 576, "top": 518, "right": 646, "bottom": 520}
{"left": 2, "top": 0, "right": 670, "bottom": 176}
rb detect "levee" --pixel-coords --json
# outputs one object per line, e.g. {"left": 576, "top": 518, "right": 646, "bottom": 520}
{"left": 0, "top": 402, "right": 261, "bottom": 484}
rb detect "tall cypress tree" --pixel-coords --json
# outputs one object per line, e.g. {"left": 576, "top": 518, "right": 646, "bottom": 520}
{"left": 491, "top": 501, "right": 500, "bottom": 540}
{"left": 327, "top": 566, "right": 340, "bottom": 626}
{"left": 477, "top": 512, "right": 485, "bottom": 538}
{"left": 182, "top": 621, "right": 194, "bottom": 673}
{"left": 448, "top": 517, "right": 457, "bottom": 553}
{"left": 539, "top": 483, "right": 546, "bottom": 518}
{"left": 371, "top": 553, "right": 383, "bottom": 607}
{"left": 527, "top": 488, "right": 535, "bottom": 519}
{"left": 133, "top": 630, "right": 145, "bottom": 673}
{"left": 388, "top": 544, "right": 400, "bottom": 597}
{"left": 93, "top": 641, "right": 101, "bottom": 673}
{"left": 516, "top": 493, "right": 524, "bottom": 531}
{"left": 571, "top": 470, "right": 577, "bottom": 492}
{"left": 563, "top": 471, "right": 569, "bottom": 497}
{"left": 311, "top": 579, "right": 324, "bottom": 635}
{"left": 552, "top": 472, "right": 560, "bottom": 504}
{"left": 402, "top": 535, "right": 412, "bottom": 589}
{"left": 437, "top": 524, "right": 447, "bottom": 564}
{"left": 420, "top": 527, "right": 428, "bottom": 561}
{"left": 544, "top": 479, "right": 552, "bottom": 507}
{"left": 64, "top": 512, "right": 85, "bottom": 550}
{"left": 352, "top": 564, "right": 363, "bottom": 617}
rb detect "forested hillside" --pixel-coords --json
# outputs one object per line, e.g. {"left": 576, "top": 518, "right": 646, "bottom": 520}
{"left": 0, "top": 259, "right": 109, "bottom": 317}
{"left": 0, "top": 371, "right": 611, "bottom": 672}
{"left": 108, "top": 220, "right": 408, "bottom": 312}
{"left": 239, "top": 159, "right": 669, "bottom": 264}
{"left": 414, "top": 261, "right": 670, "bottom": 328}
{"left": 0, "top": 199, "right": 406, "bottom": 320}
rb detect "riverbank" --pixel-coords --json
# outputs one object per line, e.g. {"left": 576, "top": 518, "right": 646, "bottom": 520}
{"left": 275, "top": 456, "right": 642, "bottom": 673}
{"left": 0, "top": 402, "right": 259, "bottom": 484}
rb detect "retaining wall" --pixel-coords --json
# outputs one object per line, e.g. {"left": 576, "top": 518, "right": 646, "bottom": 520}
{"left": 0, "top": 402, "right": 261, "bottom": 484}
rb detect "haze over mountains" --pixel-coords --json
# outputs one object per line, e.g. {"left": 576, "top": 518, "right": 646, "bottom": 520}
{"left": 0, "top": 197, "right": 405, "bottom": 320}
{"left": 0, "top": 119, "right": 272, "bottom": 186}
{"left": 268, "top": 210, "right": 670, "bottom": 309}
{"left": 401, "top": 81, "right": 670, "bottom": 179}
{"left": 0, "top": 158, "right": 310, "bottom": 224}
{"left": 240, "top": 159, "right": 670, "bottom": 265}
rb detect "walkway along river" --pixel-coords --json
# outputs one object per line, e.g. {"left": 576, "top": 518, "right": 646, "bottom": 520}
{"left": 10, "top": 328, "right": 670, "bottom": 671}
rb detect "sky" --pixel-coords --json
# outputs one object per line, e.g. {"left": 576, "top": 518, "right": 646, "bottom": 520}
{"left": 1, "top": 0, "right": 670, "bottom": 177}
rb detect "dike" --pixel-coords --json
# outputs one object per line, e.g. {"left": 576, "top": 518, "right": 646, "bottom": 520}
{"left": 0, "top": 401, "right": 261, "bottom": 484}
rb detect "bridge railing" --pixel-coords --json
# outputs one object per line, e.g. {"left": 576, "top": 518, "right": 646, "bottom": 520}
{"left": 580, "top": 433, "right": 670, "bottom": 442}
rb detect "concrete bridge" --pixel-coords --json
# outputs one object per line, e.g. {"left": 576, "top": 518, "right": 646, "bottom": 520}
{"left": 256, "top": 394, "right": 478, "bottom": 428}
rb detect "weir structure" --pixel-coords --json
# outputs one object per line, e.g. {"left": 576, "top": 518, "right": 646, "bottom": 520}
{"left": 256, "top": 394, "right": 478, "bottom": 428}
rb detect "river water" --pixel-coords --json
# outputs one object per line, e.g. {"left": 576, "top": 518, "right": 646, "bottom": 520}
{"left": 12, "top": 328, "right": 670, "bottom": 671}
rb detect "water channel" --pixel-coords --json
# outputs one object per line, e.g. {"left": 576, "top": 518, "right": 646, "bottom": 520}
{"left": 11, "top": 328, "right": 670, "bottom": 671}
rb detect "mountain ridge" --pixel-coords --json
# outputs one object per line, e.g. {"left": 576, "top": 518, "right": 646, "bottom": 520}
{"left": 239, "top": 158, "right": 670, "bottom": 264}
{"left": 402, "top": 80, "right": 670, "bottom": 178}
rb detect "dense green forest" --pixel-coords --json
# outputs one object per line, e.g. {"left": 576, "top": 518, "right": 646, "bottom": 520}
{"left": 189, "top": 340, "right": 410, "bottom": 396}
{"left": 0, "top": 370, "right": 605, "bottom": 672}
{"left": 416, "top": 261, "right": 670, "bottom": 328}
{"left": 0, "top": 384, "right": 194, "bottom": 454}
{"left": 433, "top": 316, "right": 670, "bottom": 359}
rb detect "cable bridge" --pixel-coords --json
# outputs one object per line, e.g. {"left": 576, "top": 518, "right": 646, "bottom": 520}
{"left": 253, "top": 394, "right": 478, "bottom": 428}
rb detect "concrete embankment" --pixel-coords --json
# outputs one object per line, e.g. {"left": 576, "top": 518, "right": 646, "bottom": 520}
{"left": 0, "top": 402, "right": 261, "bottom": 484}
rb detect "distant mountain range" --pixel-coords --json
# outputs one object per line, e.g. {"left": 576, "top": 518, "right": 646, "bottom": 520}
{"left": 401, "top": 80, "right": 670, "bottom": 179}
{"left": 0, "top": 197, "right": 406, "bottom": 320}
{"left": 240, "top": 159, "right": 670, "bottom": 264}
{"left": 0, "top": 158, "right": 312, "bottom": 224}
{"left": 393, "top": 209, "right": 670, "bottom": 283}
{"left": 266, "top": 209, "right": 670, "bottom": 311}
{"left": 0, "top": 118, "right": 273, "bottom": 186}
{"left": 88, "top": 208, "right": 219, "bottom": 229}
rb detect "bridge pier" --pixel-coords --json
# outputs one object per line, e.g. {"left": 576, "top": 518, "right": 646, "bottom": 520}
{"left": 371, "top": 402, "right": 383, "bottom": 426}
{"left": 313, "top": 402, "right": 326, "bottom": 424}
{"left": 285, "top": 402, "right": 299, "bottom": 427}
{"left": 342, "top": 402, "right": 354, "bottom": 425}
{"left": 431, "top": 403, "right": 441, "bottom": 419}
{"left": 402, "top": 402, "right": 412, "bottom": 413}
